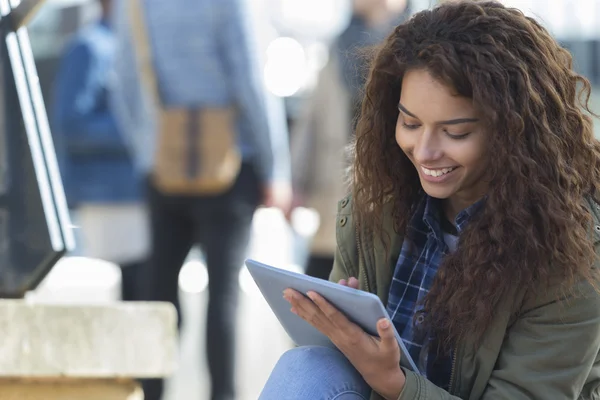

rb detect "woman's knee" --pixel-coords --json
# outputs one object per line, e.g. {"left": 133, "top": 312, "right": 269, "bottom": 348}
{"left": 260, "top": 346, "right": 371, "bottom": 400}
{"left": 279, "top": 345, "right": 346, "bottom": 366}
{"left": 273, "top": 346, "right": 359, "bottom": 379}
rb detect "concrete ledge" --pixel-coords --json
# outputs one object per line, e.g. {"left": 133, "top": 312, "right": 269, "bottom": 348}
{"left": 0, "top": 300, "right": 177, "bottom": 378}
{"left": 0, "top": 378, "right": 142, "bottom": 400}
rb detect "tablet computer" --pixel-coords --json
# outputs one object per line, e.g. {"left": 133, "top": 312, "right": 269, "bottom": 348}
{"left": 245, "top": 258, "right": 418, "bottom": 372}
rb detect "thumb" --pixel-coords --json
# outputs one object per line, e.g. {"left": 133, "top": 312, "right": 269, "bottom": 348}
{"left": 377, "top": 318, "right": 398, "bottom": 352}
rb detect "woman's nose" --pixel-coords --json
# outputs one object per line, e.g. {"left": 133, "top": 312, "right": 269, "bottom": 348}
{"left": 413, "top": 130, "right": 442, "bottom": 164}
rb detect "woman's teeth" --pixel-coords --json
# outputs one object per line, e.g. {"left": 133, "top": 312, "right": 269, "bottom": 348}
{"left": 422, "top": 167, "right": 456, "bottom": 177}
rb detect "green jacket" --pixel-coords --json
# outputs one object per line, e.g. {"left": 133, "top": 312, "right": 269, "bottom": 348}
{"left": 330, "top": 195, "right": 600, "bottom": 400}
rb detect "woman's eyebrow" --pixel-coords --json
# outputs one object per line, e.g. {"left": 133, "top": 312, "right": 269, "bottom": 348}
{"left": 398, "top": 102, "right": 479, "bottom": 125}
{"left": 397, "top": 103, "right": 418, "bottom": 119}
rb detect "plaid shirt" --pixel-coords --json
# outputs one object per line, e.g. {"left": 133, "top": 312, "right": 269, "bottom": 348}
{"left": 386, "top": 195, "right": 480, "bottom": 389}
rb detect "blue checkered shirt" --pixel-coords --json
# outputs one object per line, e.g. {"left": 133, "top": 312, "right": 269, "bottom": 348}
{"left": 386, "top": 195, "right": 480, "bottom": 389}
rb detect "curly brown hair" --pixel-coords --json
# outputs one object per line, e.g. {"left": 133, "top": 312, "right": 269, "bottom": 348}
{"left": 352, "top": 0, "right": 600, "bottom": 348}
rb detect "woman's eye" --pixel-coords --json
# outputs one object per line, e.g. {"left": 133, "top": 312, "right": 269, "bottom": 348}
{"left": 402, "top": 122, "right": 420, "bottom": 130}
{"left": 444, "top": 130, "right": 471, "bottom": 140}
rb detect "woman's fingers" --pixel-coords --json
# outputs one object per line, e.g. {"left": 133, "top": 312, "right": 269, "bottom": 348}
{"left": 308, "top": 291, "right": 353, "bottom": 330}
{"left": 338, "top": 277, "right": 359, "bottom": 289}
{"left": 284, "top": 289, "right": 329, "bottom": 331}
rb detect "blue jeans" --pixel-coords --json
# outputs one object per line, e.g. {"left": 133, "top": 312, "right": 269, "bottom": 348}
{"left": 259, "top": 346, "right": 372, "bottom": 400}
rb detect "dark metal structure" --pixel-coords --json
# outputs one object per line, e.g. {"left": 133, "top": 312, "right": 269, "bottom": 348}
{"left": 0, "top": 0, "right": 73, "bottom": 297}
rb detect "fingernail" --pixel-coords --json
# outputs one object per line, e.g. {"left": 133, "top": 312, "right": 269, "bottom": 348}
{"left": 306, "top": 291, "right": 315, "bottom": 300}
{"left": 290, "top": 307, "right": 298, "bottom": 315}
{"left": 380, "top": 319, "right": 390, "bottom": 329}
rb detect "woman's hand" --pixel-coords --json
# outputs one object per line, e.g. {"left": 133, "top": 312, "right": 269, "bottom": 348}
{"left": 283, "top": 282, "right": 406, "bottom": 400}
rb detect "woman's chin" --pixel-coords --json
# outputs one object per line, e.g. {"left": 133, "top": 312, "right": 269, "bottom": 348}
{"left": 420, "top": 182, "right": 455, "bottom": 200}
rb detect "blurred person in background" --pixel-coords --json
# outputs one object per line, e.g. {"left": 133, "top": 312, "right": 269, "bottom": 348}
{"left": 52, "top": 0, "right": 148, "bottom": 302}
{"left": 290, "top": 0, "right": 408, "bottom": 280}
{"left": 340, "top": 0, "right": 409, "bottom": 120}
{"left": 110, "top": 0, "right": 292, "bottom": 399}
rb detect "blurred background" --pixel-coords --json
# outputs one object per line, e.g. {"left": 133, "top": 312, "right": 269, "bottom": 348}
{"left": 26, "top": 0, "right": 600, "bottom": 125}
{"left": 15, "top": 0, "right": 600, "bottom": 399}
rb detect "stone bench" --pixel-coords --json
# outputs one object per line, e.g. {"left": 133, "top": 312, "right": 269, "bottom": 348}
{"left": 0, "top": 299, "right": 177, "bottom": 399}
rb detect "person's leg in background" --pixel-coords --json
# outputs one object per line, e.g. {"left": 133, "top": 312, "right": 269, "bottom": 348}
{"left": 259, "top": 346, "right": 371, "bottom": 400}
{"left": 140, "top": 179, "right": 196, "bottom": 400}
{"left": 116, "top": 204, "right": 151, "bottom": 303}
{"left": 305, "top": 254, "right": 335, "bottom": 281}
{"left": 197, "top": 163, "right": 261, "bottom": 400}
{"left": 120, "top": 260, "right": 144, "bottom": 301}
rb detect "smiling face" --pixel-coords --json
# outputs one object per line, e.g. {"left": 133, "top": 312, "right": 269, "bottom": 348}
{"left": 395, "top": 69, "right": 489, "bottom": 217}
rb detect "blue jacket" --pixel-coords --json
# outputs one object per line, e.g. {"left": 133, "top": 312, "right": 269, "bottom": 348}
{"left": 52, "top": 20, "right": 142, "bottom": 207}
{"left": 109, "top": 0, "right": 291, "bottom": 184}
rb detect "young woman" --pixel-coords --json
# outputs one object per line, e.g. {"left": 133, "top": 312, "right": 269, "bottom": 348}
{"left": 260, "top": 1, "right": 600, "bottom": 399}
